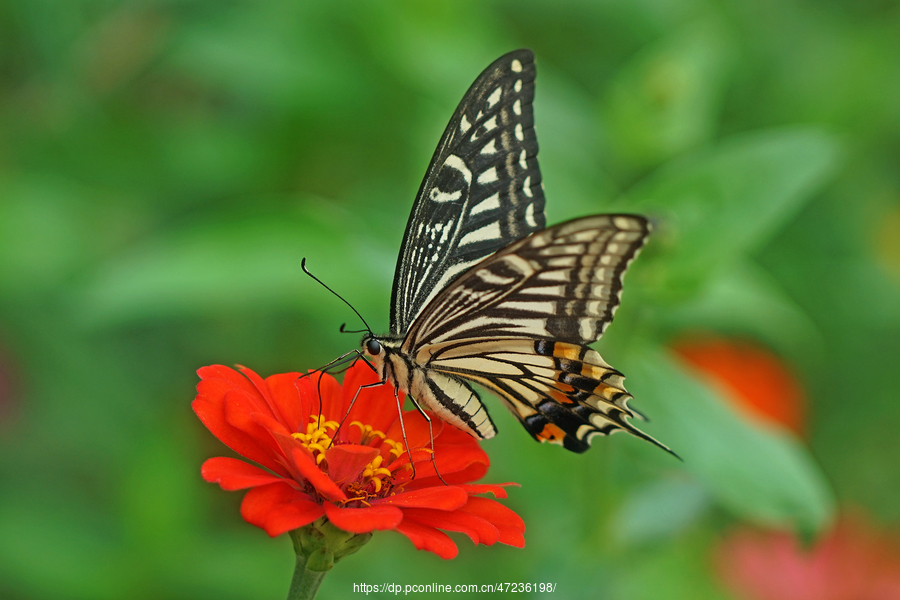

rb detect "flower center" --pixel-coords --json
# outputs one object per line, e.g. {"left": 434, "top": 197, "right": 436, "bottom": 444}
{"left": 292, "top": 416, "right": 339, "bottom": 464}
{"left": 348, "top": 421, "right": 407, "bottom": 498}
{"left": 292, "top": 416, "right": 410, "bottom": 502}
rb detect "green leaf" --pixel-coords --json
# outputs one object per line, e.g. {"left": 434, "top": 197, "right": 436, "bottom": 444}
{"left": 611, "top": 478, "right": 711, "bottom": 546}
{"left": 661, "top": 259, "right": 824, "bottom": 359}
{"left": 0, "top": 175, "right": 93, "bottom": 293}
{"left": 73, "top": 198, "right": 393, "bottom": 327}
{"left": 603, "top": 20, "right": 736, "bottom": 169}
{"left": 618, "top": 127, "right": 840, "bottom": 303}
{"left": 538, "top": 68, "right": 621, "bottom": 222}
{"left": 623, "top": 345, "right": 835, "bottom": 535}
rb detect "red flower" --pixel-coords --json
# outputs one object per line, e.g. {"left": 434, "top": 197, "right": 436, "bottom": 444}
{"left": 716, "top": 514, "right": 900, "bottom": 600}
{"left": 193, "top": 361, "right": 525, "bottom": 559}
{"left": 672, "top": 337, "right": 806, "bottom": 435}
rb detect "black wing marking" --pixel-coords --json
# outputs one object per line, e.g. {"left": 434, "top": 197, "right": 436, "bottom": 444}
{"left": 402, "top": 214, "right": 650, "bottom": 352}
{"left": 389, "top": 49, "right": 547, "bottom": 336}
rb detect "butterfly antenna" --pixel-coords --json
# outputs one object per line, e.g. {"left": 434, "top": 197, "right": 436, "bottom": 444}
{"left": 301, "top": 258, "right": 373, "bottom": 334}
{"left": 340, "top": 323, "right": 369, "bottom": 335}
{"left": 296, "top": 349, "right": 363, "bottom": 381}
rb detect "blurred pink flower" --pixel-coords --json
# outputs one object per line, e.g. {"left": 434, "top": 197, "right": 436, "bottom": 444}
{"left": 717, "top": 514, "right": 900, "bottom": 600}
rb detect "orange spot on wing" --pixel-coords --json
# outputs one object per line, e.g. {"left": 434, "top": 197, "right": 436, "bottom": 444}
{"left": 553, "top": 381, "right": 575, "bottom": 394}
{"left": 591, "top": 383, "right": 622, "bottom": 403}
{"left": 554, "top": 343, "right": 581, "bottom": 360}
{"left": 548, "top": 388, "right": 575, "bottom": 404}
{"left": 582, "top": 364, "right": 604, "bottom": 378}
{"left": 538, "top": 423, "right": 567, "bottom": 443}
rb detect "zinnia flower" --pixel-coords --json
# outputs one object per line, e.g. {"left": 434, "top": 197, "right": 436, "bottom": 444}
{"left": 672, "top": 336, "right": 806, "bottom": 435}
{"left": 192, "top": 360, "right": 525, "bottom": 561}
{"left": 716, "top": 513, "right": 900, "bottom": 600}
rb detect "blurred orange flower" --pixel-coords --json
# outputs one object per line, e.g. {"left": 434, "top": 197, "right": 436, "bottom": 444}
{"left": 716, "top": 514, "right": 900, "bottom": 600}
{"left": 672, "top": 337, "right": 806, "bottom": 435}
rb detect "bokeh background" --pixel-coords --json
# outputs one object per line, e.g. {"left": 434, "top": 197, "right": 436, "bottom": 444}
{"left": 2, "top": 0, "right": 900, "bottom": 598}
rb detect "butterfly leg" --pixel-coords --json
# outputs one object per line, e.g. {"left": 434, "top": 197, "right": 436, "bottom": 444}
{"left": 391, "top": 384, "right": 420, "bottom": 481}
{"left": 299, "top": 350, "right": 369, "bottom": 431}
{"left": 405, "top": 394, "right": 449, "bottom": 486}
{"left": 327, "top": 377, "right": 387, "bottom": 449}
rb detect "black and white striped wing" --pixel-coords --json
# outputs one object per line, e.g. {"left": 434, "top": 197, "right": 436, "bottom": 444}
{"left": 402, "top": 214, "right": 669, "bottom": 453}
{"left": 389, "top": 49, "right": 546, "bottom": 337}
{"left": 403, "top": 215, "right": 650, "bottom": 350}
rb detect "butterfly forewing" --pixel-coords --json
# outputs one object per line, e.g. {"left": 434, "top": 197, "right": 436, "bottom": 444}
{"left": 389, "top": 49, "right": 547, "bottom": 336}
{"left": 402, "top": 214, "right": 650, "bottom": 351}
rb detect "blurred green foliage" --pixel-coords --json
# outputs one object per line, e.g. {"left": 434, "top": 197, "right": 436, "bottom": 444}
{"left": 1, "top": 0, "right": 899, "bottom": 598}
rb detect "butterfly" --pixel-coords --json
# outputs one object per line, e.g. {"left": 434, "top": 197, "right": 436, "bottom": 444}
{"left": 359, "top": 49, "right": 671, "bottom": 455}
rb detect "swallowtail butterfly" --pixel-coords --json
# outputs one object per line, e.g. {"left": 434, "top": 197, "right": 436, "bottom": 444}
{"left": 361, "top": 50, "right": 670, "bottom": 454}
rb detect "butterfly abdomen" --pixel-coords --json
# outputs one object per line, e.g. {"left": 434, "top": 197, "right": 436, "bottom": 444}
{"left": 415, "top": 369, "right": 497, "bottom": 440}
{"left": 370, "top": 338, "right": 498, "bottom": 441}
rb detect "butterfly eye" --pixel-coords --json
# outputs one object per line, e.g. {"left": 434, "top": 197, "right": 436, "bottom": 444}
{"left": 365, "top": 338, "right": 382, "bottom": 356}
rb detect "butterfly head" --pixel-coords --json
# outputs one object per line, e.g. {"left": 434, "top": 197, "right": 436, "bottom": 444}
{"left": 362, "top": 336, "right": 383, "bottom": 359}
{"left": 360, "top": 334, "right": 389, "bottom": 378}
{"left": 360, "top": 335, "right": 405, "bottom": 383}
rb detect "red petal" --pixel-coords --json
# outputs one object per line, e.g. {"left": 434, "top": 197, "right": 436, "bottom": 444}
{"left": 374, "top": 486, "right": 467, "bottom": 510}
{"left": 237, "top": 366, "right": 283, "bottom": 420}
{"left": 240, "top": 482, "right": 324, "bottom": 537}
{"left": 401, "top": 507, "right": 500, "bottom": 546}
{"left": 340, "top": 362, "right": 397, "bottom": 436}
{"left": 406, "top": 461, "right": 489, "bottom": 489}
{"left": 395, "top": 429, "right": 488, "bottom": 487}
{"left": 193, "top": 385, "right": 287, "bottom": 476}
{"left": 248, "top": 410, "right": 293, "bottom": 438}
{"left": 325, "top": 444, "right": 380, "bottom": 485}
{"left": 383, "top": 410, "right": 435, "bottom": 454}
{"left": 323, "top": 502, "right": 403, "bottom": 533}
{"left": 295, "top": 371, "right": 344, "bottom": 423}
{"left": 201, "top": 457, "right": 284, "bottom": 490}
{"left": 394, "top": 520, "right": 458, "bottom": 559}
{"left": 456, "top": 483, "right": 516, "bottom": 498}
{"left": 197, "top": 365, "right": 259, "bottom": 397}
{"left": 291, "top": 447, "right": 347, "bottom": 502}
{"left": 223, "top": 389, "right": 290, "bottom": 438}
{"left": 265, "top": 372, "right": 306, "bottom": 434}
{"left": 460, "top": 497, "right": 525, "bottom": 548}
{"left": 383, "top": 413, "right": 489, "bottom": 485}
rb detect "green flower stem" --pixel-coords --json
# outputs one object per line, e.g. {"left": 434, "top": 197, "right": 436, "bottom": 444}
{"left": 287, "top": 554, "right": 327, "bottom": 600}
{"left": 286, "top": 519, "right": 373, "bottom": 600}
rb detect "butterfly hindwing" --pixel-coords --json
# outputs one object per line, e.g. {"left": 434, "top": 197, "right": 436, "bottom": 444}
{"left": 416, "top": 337, "right": 661, "bottom": 453}
{"left": 389, "top": 49, "right": 547, "bottom": 336}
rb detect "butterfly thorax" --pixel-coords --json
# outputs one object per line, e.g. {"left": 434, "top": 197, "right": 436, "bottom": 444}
{"left": 361, "top": 334, "right": 498, "bottom": 441}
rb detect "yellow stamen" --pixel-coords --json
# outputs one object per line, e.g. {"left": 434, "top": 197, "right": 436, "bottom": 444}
{"left": 350, "top": 421, "right": 388, "bottom": 445}
{"left": 291, "top": 415, "right": 339, "bottom": 465}
{"left": 384, "top": 439, "right": 404, "bottom": 459}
